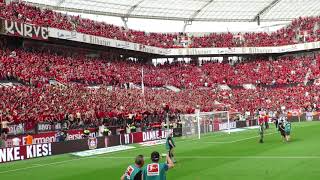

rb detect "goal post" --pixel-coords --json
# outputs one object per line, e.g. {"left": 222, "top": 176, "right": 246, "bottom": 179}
{"left": 180, "top": 111, "right": 231, "bottom": 139}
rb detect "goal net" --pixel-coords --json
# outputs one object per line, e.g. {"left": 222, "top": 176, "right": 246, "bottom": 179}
{"left": 180, "top": 111, "right": 231, "bottom": 139}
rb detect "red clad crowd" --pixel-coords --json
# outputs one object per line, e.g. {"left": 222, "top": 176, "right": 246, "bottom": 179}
{"left": 0, "top": 47, "right": 320, "bottom": 127}
{"left": 1, "top": 82, "right": 320, "bottom": 126}
{"left": 0, "top": 2, "right": 320, "bottom": 128}
{"left": 1, "top": 2, "right": 320, "bottom": 48}
{"left": 1, "top": 48, "right": 319, "bottom": 88}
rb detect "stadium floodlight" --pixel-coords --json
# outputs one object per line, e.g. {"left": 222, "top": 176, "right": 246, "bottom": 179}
{"left": 180, "top": 110, "right": 231, "bottom": 140}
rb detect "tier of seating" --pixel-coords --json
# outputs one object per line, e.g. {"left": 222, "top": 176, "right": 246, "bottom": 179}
{"left": 1, "top": 2, "right": 320, "bottom": 48}
{"left": 1, "top": 48, "right": 318, "bottom": 88}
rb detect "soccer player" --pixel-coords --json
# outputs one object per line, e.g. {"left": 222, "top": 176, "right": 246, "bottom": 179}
{"left": 278, "top": 120, "right": 286, "bottom": 142}
{"left": 142, "top": 151, "right": 174, "bottom": 180}
{"left": 284, "top": 121, "right": 292, "bottom": 142}
{"left": 264, "top": 113, "right": 269, "bottom": 129}
{"left": 121, "top": 155, "right": 145, "bottom": 180}
{"left": 273, "top": 112, "right": 279, "bottom": 129}
{"left": 166, "top": 133, "right": 176, "bottom": 163}
{"left": 258, "top": 122, "right": 264, "bottom": 143}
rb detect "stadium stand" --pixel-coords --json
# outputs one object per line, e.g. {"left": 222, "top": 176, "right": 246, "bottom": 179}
{"left": 2, "top": 2, "right": 320, "bottom": 48}
{"left": 2, "top": 1, "right": 320, "bottom": 179}
{"left": 0, "top": 1, "right": 320, "bottom": 131}
{"left": 0, "top": 45, "right": 319, "bottom": 129}
{"left": 0, "top": 47, "right": 318, "bottom": 87}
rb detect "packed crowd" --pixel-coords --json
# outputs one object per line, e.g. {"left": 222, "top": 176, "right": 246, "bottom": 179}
{"left": 0, "top": 1, "right": 320, "bottom": 129}
{"left": 1, "top": 2, "right": 320, "bottom": 48}
{"left": 0, "top": 41, "right": 319, "bottom": 128}
{"left": 0, "top": 82, "right": 319, "bottom": 128}
{"left": 0, "top": 48, "right": 318, "bottom": 88}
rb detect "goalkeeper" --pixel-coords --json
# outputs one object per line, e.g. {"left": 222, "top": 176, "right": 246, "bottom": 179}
{"left": 258, "top": 122, "right": 264, "bottom": 143}
{"left": 166, "top": 132, "right": 176, "bottom": 163}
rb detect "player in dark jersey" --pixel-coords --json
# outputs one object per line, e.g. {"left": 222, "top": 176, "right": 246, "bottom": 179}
{"left": 121, "top": 155, "right": 145, "bottom": 180}
{"left": 258, "top": 122, "right": 264, "bottom": 143}
{"left": 278, "top": 120, "right": 286, "bottom": 142}
{"left": 165, "top": 133, "right": 176, "bottom": 163}
{"left": 142, "top": 151, "right": 174, "bottom": 180}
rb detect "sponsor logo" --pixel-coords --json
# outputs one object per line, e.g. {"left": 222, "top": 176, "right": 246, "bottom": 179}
{"left": 6, "top": 129, "right": 97, "bottom": 146}
{"left": 147, "top": 163, "right": 160, "bottom": 176}
{"left": 88, "top": 137, "right": 97, "bottom": 150}
{"left": 125, "top": 166, "right": 134, "bottom": 178}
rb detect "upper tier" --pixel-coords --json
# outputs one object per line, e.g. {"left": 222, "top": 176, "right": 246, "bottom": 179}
{"left": 1, "top": 2, "right": 320, "bottom": 49}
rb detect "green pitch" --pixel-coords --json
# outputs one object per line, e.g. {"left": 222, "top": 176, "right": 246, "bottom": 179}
{"left": 1, "top": 121, "right": 320, "bottom": 180}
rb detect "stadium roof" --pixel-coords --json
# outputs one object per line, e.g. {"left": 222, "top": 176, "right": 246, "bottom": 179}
{"left": 22, "top": 0, "right": 320, "bottom": 22}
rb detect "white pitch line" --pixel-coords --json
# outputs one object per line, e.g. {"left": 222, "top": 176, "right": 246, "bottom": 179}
{"left": 94, "top": 156, "right": 320, "bottom": 159}
{"left": 0, "top": 157, "right": 91, "bottom": 174}
{"left": 201, "top": 132, "right": 276, "bottom": 144}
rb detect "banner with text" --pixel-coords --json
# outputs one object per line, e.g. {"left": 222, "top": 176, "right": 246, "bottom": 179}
{"left": 37, "top": 122, "right": 62, "bottom": 132}
{"left": 48, "top": 28, "right": 320, "bottom": 56}
{"left": 3, "top": 19, "right": 48, "bottom": 40}
{"left": 0, "top": 143, "right": 52, "bottom": 163}
{"left": 7, "top": 123, "right": 25, "bottom": 135}
{"left": 6, "top": 128, "right": 98, "bottom": 147}
{"left": 48, "top": 28, "right": 171, "bottom": 55}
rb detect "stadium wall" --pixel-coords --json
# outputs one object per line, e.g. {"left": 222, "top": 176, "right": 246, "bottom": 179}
{"left": 0, "top": 129, "right": 175, "bottom": 164}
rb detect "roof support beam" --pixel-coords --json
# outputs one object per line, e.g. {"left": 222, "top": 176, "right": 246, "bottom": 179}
{"left": 182, "top": 20, "right": 192, "bottom": 32}
{"left": 121, "top": 17, "right": 128, "bottom": 30}
{"left": 56, "top": 0, "right": 66, "bottom": 7}
{"left": 189, "top": 0, "right": 214, "bottom": 21}
{"left": 253, "top": 0, "right": 282, "bottom": 23}
{"left": 125, "top": 0, "right": 145, "bottom": 17}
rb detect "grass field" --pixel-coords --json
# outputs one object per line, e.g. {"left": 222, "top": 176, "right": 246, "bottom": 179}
{"left": 1, "top": 121, "right": 320, "bottom": 180}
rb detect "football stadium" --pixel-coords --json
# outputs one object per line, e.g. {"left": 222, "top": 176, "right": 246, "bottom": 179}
{"left": 1, "top": 0, "right": 320, "bottom": 179}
